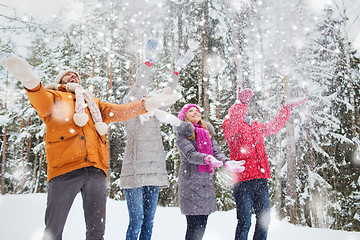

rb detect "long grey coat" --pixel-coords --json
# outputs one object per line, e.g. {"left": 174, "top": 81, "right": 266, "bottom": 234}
{"left": 175, "top": 121, "right": 229, "bottom": 215}
{"left": 120, "top": 64, "right": 179, "bottom": 189}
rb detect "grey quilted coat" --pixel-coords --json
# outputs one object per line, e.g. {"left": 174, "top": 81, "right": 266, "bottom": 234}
{"left": 175, "top": 121, "right": 229, "bottom": 215}
{"left": 120, "top": 64, "right": 179, "bottom": 189}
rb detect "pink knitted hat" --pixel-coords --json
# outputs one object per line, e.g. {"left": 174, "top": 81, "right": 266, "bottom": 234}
{"left": 178, "top": 104, "right": 201, "bottom": 120}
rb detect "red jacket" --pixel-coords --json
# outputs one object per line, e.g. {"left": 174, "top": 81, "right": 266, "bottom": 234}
{"left": 223, "top": 103, "right": 291, "bottom": 184}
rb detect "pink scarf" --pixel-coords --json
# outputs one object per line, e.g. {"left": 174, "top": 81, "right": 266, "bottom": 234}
{"left": 193, "top": 123, "right": 214, "bottom": 174}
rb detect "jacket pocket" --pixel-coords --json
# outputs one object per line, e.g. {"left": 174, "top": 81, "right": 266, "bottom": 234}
{"left": 45, "top": 130, "right": 87, "bottom": 168}
{"left": 98, "top": 134, "right": 109, "bottom": 168}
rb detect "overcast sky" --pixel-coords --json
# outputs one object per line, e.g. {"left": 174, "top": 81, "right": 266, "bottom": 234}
{"left": 1, "top": 0, "right": 359, "bottom": 52}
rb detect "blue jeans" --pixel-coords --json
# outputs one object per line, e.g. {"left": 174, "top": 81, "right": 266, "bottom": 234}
{"left": 124, "top": 186, "right": 160, "bottom": 240}
{"left": 233, "top": 178, "right": 270, "bottom": 240}
{"left": 185, "top": 215, "right": 208, "bottom": 240}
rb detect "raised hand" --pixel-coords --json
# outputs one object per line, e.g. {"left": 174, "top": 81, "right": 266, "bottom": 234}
{"left": 238, "top": 88, "right": 254, "bottom": 104}
{"left": 175, "top": 50, "right": 195, "bottom": 71}
{"left": 1, "top": 55, "right": 40, "bottom": 89}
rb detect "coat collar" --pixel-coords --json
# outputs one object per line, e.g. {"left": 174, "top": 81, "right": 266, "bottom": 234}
{"left": 44, "top": 82, "right": 67, "bottom": 92}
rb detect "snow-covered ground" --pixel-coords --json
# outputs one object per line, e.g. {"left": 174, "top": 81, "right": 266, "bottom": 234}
{"left": 0, "top": 193, "right": 359, "bottom": 240}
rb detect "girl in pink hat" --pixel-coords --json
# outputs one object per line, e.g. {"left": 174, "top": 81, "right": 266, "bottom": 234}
{"left": 175, "top": 103, "right": 245, "bottom": 240}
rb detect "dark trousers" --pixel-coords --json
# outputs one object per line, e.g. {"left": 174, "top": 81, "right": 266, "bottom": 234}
{"left": 233, "top": 178, "right": 270, "bottom": 240}
{"left": 43, "top": 167, "right": 107, "bottom": 240}
{"left": 185, "top": 215, "right": 209, "bottom": 240}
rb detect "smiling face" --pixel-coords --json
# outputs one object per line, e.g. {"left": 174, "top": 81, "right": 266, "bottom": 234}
{"left": 60, "top": 72, "right": 80, "bottom": 84}
{"left": 185, "top": 107, "right": 202, "bottom": 124}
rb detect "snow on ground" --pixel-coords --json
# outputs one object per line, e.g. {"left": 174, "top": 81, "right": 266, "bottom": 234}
{"left": 0, "top": 193, "right": 359, "bottom": 240}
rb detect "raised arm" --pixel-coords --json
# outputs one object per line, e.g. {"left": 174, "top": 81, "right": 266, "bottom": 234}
{"left": 165, "top": 49, "right": 194, "bottom": 91}
{"left": 260, "top": 106, "right": 291, "bottom": 137}
{"left": 100, "top": 100, "right": 147, "bottom": 123}
{"left": 260, "top": 97, "right": 308, "bottom": 137}
{"left": 2, "top": 56, "right": 55, "bottom": 117}
{"left": 125, "top": 39, "right": 158, "bottom": 103}
{"left": 124, "top": 63, "right": 153, "bottom": 103}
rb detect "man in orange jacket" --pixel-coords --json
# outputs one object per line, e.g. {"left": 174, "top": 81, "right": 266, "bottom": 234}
{"left": 1, "top": 55, "right": 181, "bottom": 240}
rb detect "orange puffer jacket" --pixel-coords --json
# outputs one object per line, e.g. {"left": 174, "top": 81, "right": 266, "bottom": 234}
{"left": 26, "top": 83, "right": 147, "bottom": 182}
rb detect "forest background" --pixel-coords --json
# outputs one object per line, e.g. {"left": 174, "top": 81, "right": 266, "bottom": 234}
{"left": 0, "top": 0, "right": 359, "bottom": 232}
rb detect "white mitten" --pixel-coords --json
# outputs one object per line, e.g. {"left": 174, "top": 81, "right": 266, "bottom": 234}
{"left": 153, "top": 109, "right": 181, "bottom": 126}
{"left": 139, "top": 111, "right": 154, "bottom": 124}
{"left": 224, "top": 160, "right": 246, "bottom": 173}
{"left": 145, "top": 87, "right": 182, "bottom": 112}
{"left": 175, "top": 50, "right": 195, "bottom": 71}
{"left": 1, "top": 55, "right": 40, "bottom": 89}
{"left": 204, "top": 155, "right": 223, "bottom": 168}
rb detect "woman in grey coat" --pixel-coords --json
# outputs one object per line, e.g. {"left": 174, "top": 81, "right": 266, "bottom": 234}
{"left": 175, "top": 104, "right": 245, "bottom": 240}
{"left": 120, "top": 39, "right": 194, "bottom": 240}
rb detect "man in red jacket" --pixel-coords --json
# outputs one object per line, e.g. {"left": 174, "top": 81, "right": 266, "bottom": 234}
{"left": 223, "top": 88, "right": 307, "bottom": 240}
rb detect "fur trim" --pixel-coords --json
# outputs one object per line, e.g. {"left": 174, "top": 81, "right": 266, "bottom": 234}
{"left": 174, "top": 121, "right": 194, "bottom": 138}
{"left": 44, "top": 82, "right": 60, "bottom": 90}
{"left": 174, "top": 121, "right": 215, "bottom": 138}
{"left": 55, "top": 69, "right": 80, "bottom": 84}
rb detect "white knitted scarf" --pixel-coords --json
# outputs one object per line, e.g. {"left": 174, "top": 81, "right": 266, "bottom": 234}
{"left": 66, "top": 83, "right": 108, "bottom": 135}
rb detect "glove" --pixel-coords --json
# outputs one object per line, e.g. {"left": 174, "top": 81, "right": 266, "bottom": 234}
{"left": 285, "top": 97, "right": 308, "bottom": 110}
{"left": 238, "top": 88, "right": 254, "bottom": 104}
{"left": 224, "top": 160, "right": 246, "bottom": 173}
{"left": 175, "top": 50, "right": 195, "bottom": 71}
{"left": 153, "top": 109, "right": 181, "bottom": 126}
{"left": 1, "top": 55, "right": 40, "bottom": 89}
{"left": 145, "top": 39, "right": 158, "bottom": 63}
{"left": 145, "top": 87, "right": 182, "bottom": 112}
{"left": 204, "top": 155, "right": 223, "bottom": 168}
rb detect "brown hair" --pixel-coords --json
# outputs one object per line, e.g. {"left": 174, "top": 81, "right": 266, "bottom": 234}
{"left": 184, "top": 118, "right": 212, "bottom": 140}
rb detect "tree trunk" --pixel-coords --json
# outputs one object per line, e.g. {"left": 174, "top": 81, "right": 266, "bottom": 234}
{"left": 20, "top": 119, "right": 25, "bottom": 194}
{"left": 27, "top": 117, "right": 32, "bottom": 164}
{"left": 274, "top": 133, "right": 283, "bottom": 217}
{"left": 32, "top": 138, "right": 39, "bottom": 193}
{"left": 198, "top": 0, "right": 210, "bottom": 121}
{"left": 108, "top": 59, "right": 113, "bottom": 98}
{"left": 1, "top": 128, "right": 7, "bottom": 195}
{"left": 284, "top": 76, "right": 297, "bottom": 223}
{"left": 230, "top": 14, "right": 243, "bottom": 91}
{"left": 34, "top": 147, "right": 44, "bottom": 193}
